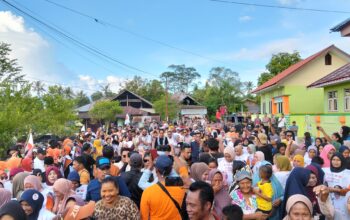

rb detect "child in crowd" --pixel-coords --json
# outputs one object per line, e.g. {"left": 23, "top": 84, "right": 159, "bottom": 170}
{"left": 254, "top": 164, "right": 273, "bottom": 216}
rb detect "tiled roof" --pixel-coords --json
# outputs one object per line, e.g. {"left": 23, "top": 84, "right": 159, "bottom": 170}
{"left": 307, "top": 63, "right": 350, "bottom": 88}
{"left": 331, "top": 18, "right": 350, "bottom": 32}
{"left": 251, "top": 45, "right": 348, "bottom": 94}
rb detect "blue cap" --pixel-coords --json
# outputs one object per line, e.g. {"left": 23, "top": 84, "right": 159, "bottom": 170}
{"left": 68, "top": 170, "right": 80, "bottom": 182}
{"left": 155, "top": 155, "right": 173, "bottom": 175}
{"left": 96, "top": 157, "right": 110, "bottom": 169}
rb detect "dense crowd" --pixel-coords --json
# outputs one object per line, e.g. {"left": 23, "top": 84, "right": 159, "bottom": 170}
{"left": 0, "top": 114, "right": 350, "bottom": 220}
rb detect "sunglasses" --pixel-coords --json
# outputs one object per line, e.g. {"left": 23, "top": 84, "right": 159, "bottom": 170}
{"left": 122, "top": 155, "right": 128, "bottom": 158}
{"left": 143, "top": 159, "right": 149, "bottom": 163}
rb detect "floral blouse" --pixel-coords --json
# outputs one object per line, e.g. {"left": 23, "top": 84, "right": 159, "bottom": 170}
{"left": 230, "top": 189, "right": 258, "bottom": 214}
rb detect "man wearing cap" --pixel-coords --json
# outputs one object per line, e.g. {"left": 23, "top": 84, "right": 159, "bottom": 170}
{"left": 86, "top": 157, "right": 131, "bottom": 202}
{"left": 33, "top": 147, "right": 46, "bottom": 173}
{"left": 121, "top": 153, "right": 144, "bottom": 208}
{"left": 140, "top": 155, "right": 189, "bottom": 220}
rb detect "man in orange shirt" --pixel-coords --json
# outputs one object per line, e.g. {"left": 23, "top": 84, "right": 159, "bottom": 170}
{"left": 140, "top": 155, "right": 189, "bottom": 220}
{"left": 72, "top": 156, "right": 90, "bottom": 185}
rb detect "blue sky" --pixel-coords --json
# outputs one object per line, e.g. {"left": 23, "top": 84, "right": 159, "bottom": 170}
{"left": 0, "top": 0, "right": 349, "bottom": 94}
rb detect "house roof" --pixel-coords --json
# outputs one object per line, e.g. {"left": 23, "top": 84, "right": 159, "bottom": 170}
{"left": 307, "top": 63, "right": 350, "bottom": 88}
{"left": 110, "top": 89, "right": 153, "bottom": 107}
{"left": 172, "top": 92, "right": 203, "bottom": 105}
{"left": 330, "top": 18, "right": 350, "bottom": 32}
{"left": 251, "top": 45, "right": 350, "bottom": 94}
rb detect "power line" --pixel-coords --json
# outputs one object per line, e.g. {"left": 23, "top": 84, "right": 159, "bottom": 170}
{"left": 1, "top": 0, "right": 154, "bottom": 76}
{"left": 210, "top": 0, "right": 350, "bottom": 14}
{"left": 42, "top": 0, "right": 230, "bottom": 65}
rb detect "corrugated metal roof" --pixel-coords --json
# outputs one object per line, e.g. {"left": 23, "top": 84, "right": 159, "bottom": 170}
{"left": 251, "top": 45, "right": 350, "bottom": 94}
{"left": 308, "top": 63, "right": 350, "bottom": 88}
{"left": 330, "top": 18, "right": 350, "bottom": 32}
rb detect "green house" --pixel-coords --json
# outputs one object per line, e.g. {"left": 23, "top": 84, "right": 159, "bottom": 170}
{"left": 252, "top": 45, "right": 350, "bottom": 136}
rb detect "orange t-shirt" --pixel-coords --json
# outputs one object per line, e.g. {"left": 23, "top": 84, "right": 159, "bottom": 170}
{"left": 140, "top": 167, "right": 188, "bottom": 220}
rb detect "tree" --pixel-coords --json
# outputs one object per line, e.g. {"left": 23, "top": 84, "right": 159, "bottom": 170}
{"left": 75, "top": 90, "right": 90, "bottom": 107}
{"left": 243, "top": 81, "right": 254, "bottom": 94}
{"left": 100, "top": 84, "right": 116, "bottom": 98}
{"left": 122, "top": 76, "right": 165, "bottom": 103}
{"left": 89, "top": 100, "right": 122, "bottom": 131}
{"left": 153, "top": 96, "right": 179, "bottom": 121}
{"left": 160, "top": 64, "right": 200, "bottom": 93}
{"left": 0, "top": 42, "right": 24, "bottom": 85}
{"left": 63, "top": 87, "right": 74, "bottom": 99}
{"left": 32, "top": 81, "right": 46, "bottom": 97}
{"left": 91, "top": 91, "right": 104, "bottom": 101}
{"left": 257, "top": 51, "right": 302, "bottom": 86}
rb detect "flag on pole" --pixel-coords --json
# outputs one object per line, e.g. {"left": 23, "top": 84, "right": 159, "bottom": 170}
{"left": 24, "top": 131, "right": 34, "bottom": 158}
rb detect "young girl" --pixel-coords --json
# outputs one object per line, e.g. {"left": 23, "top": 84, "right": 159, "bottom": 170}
{"left": 254, "top": 165, "right": 273, "bottom": 216}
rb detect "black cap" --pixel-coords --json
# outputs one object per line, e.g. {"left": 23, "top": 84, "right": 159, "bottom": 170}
{"left": 37, "top": 147, "right": 46, "bottom": 155}
{"left": 82, "top": 143, "right": 91, "bottom": 152}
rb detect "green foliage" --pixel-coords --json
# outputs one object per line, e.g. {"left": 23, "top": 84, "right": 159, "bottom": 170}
{"left": 192, "top": 67, "right": 244, "bottom": 118}
{"left": 257, "top": 51, "right": 302, "bottom": 86}
{"left": 89, "top": 100, "right": 122, "bottom": 129}
{"left": 153, "top": 96, "right": 179, "bottom": 121}
{"left": 75, "top": 90, "right": 90, "bottom": 107}
{"left": 160, "top": 64, "right": 200, "bottom": 93}
{"left": 0, "top": 42, "right": 79, "bottom": 152}
{"left": 91, "top": 91, "right": 104, "bottom": 101}
{"left": 122, "top": 76, "right": 165, "bottom": 103}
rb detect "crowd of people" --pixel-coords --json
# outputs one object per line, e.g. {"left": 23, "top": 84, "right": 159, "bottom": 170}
{"left": 0, "top": 114, "right": 349, "bottom": 220}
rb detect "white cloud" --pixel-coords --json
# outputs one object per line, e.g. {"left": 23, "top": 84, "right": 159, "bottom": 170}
{"left": 78, "top": 74, "right": 126, "bottom": 95}
{"left": 239, "top": 16, "right": 252, "bottom": 22}
{"left": 0, "top": 11, "right": 68, "bottom": 83}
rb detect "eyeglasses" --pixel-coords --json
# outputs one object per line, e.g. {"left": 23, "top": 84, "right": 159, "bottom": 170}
{"left": 143, "top": 159, "right": 149, "bottom": 163}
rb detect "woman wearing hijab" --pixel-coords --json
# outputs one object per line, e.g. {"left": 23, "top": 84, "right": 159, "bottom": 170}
{"left": 12, "top": 172, "right": 29, "bottom": 200}
{"left": 274, "top": 155, "right": 292, "bottom": 190}
{"left": 283, "top": 194, "right": 313, "bottom": 220}
{"left": 44, "top": 166, "right": 62, "bottom": 189}
{"left": 292, "top": 154, "right": 305, "bottom": 168}
{"left": 0, "top": 189, "right": 11, "bottom": 208}
{"left": 93, "top": 139, "right": 103, "bottom": 160}
{"left": 190, "top": 162, "right": 209, "bottom": 182}
{"left": 305, "top": 164, "right": 329, "bottom": 220}
{"left": 256, "top": 133, "right": 273, "bottom": 164}
{"left": 246, "top": 144, "right": 256, "bottom": 168}
{"left": 304, "top": 145, "right": 318, "bottom": 166}
{"left": 252, "top": 161, "right": 284, "bottom": 220}
{"left": 218, "top": 146, "right": 235, "bottom": 184}
{"left": 339, "top": 145, "right": 350, "bottom": 169}
{"left": 20, "top": 189, "right": 55, "bottom": 220}
{"left": 252, "top": 151, "right": 265, "bottom": 175}
{"left": 319, "top": 144, "right": 336, "bottom": 168}
{"left": 283, "top": 167, "right": 311, "bottom": 217}
{"left": 24, "top": 175, "right": 51, "bottom": 209}
{"left": 52, "top": 179, "right": 84, "bottom": 217}
{"left": 0, "top": 200, "right": 27, "bottom": 220}
{"left": 323, "top": 152, "right": 350, "bottom": 219}
{"left": 208, "top": 169, "right": 232, "bottom": 217}
{"left": 228, "top": 160, "right": 246, "bottom": 193}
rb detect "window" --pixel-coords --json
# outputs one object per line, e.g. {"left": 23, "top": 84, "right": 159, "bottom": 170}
{"left": 345, "top": 89, "right": 350, "bottom": 111}
{"left": 269, "top": 101, "right": 272, "bottom": 114}
{"left": 325, "top": 53, "right": 332, "bottom": 65}
{"left": 262, "top": 102, "right": 266, "bottom": 114}
{"left": 328, "top": 91, "right": 338, "bottom": 111}
{"left": 277, "top": 102, "right": 283, "bottom": 113}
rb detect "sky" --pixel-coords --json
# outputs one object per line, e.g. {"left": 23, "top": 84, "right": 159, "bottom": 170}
{"left": 0, "top": 0, "right": 350, "bottom": 95}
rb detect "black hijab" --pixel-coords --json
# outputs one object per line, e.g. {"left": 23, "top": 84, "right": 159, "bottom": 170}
{"left": 0, "top": 200, "right": 27, "bottom": 220}
{"left": 330, "top": 152, "right": 347, "bottom": 173}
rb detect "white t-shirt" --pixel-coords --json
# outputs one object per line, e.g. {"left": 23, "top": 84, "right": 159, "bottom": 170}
{"left": 34, "top": 157, "right": 45, "bottom": 172}
{"left": 75, "top": 184, "right": 88, "bottom": 201}
{"left": 218, "top": 158, "right": 233, "bottom": 185}
{"left": 274, "top": 171, "right": 290, "bottom": 190}
{"left": 278, "top": 117, "right": 286, "bottom": 128}
{"left": 235, "top": 153, "right": 249, "bottom": 163}
{"left": 323, "top": 168, "right": 350, "bottom": 219}
{"left": 38, "top": 208, "right": 55, "bottom": 220}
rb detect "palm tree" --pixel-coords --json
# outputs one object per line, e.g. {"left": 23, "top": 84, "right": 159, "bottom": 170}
{"left": 63, "top": 87, "right": 74, "bottom": 99}
{"left": 32, "top": 81, "right": 45, "bottom": 97}
{"left": 244, "top": 81, "right": 254, "bottom": 94}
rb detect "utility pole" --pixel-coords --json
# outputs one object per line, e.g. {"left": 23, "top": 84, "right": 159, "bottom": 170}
{"left": 165, "top": 76, "right": 169, "bottom": 122}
